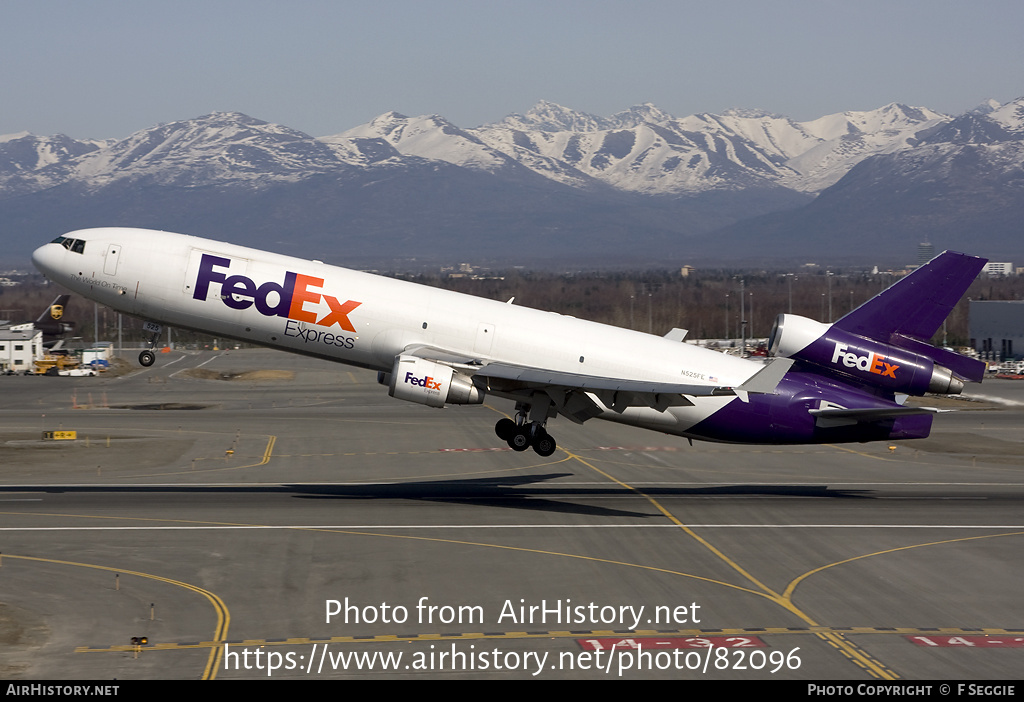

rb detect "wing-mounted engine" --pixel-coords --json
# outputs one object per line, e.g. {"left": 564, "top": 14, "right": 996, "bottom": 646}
{"left": 768, "top": 314, "right": 965, "bottom": 396}
{"left": 378, "top": 355, "right": 485, "bottom": 408}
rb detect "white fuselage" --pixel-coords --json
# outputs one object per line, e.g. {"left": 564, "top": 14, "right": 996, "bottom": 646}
{"left": 33, "top": 228, "right": 758, "bottom": 437}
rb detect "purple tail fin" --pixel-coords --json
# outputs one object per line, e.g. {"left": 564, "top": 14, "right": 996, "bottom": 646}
{"left": 834, "top": 251, "right": 987, "bottom": 382}
{"left": 835, "top": 252, "right": 986, "bottom": 342}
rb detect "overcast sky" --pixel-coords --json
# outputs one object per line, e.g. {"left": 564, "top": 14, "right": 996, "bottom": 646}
{"left": 2, "top": 0, "right": 1022, "bottom": 140}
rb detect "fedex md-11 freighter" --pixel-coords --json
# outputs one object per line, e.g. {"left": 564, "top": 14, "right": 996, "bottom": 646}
{"left": 32, "top": 228, "right": 987, "bottom": 456}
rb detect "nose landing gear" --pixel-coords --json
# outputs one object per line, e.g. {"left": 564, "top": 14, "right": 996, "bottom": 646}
{"left": 138, "top": 321, "right": 162, "bottom": 367}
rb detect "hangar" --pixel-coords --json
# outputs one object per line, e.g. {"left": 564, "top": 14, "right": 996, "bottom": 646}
{"left": 970, "top": 300, "right": 1024, "bottom": 361}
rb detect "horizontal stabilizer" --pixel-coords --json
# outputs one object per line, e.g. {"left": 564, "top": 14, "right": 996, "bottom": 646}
{"left": 809, "top": 406, "right": 941, "bottom": 419}
{"left": 809, "top": 405, "right": 942, "bottom": 428}
{"left": 889, "top": 335, "right": 986, "bottom": 383}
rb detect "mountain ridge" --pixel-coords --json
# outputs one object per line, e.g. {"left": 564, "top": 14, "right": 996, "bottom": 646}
{"left": 1, "top": 98, "right": 1021, "bottom": 265}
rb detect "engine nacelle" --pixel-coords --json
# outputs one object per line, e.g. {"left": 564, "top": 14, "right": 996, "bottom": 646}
{"left": 768, "top": 314, "right": 964, "bottom": 395}
{"left": 384, "top": 355, "right": 485, "bottom": 408}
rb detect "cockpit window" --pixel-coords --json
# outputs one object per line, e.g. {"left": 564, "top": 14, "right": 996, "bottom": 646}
{"left": 49, "top": 236, "right": 86, "bottom": 254}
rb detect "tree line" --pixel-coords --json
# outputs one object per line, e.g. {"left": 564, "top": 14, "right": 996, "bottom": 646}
{"left": 3, "top": 267, "right": 1022, "bottom": 348}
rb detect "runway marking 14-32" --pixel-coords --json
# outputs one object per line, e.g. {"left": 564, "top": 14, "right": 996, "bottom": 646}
{"left": 908, "top": 635, "right": 1024, "bottom": 647}
{"left": 580, "top": 636, "right": 765, "bottom": 650}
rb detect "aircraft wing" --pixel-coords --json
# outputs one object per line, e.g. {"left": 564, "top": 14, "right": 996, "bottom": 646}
{"left": 472, "top": 362, "right": 735, "bottom": 396}
{"left": 402, "top": 343, "right": 736, "bottom": 395}
{"left": 476, "top": 356, "right": 794, "bottom": 397}
{"left": 401, "top": 344, "right": 793, "bottom": 422}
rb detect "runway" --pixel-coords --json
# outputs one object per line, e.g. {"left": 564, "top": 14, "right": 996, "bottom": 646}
{"left": 1, "top": 349, "right": 1021, "bottom": 680}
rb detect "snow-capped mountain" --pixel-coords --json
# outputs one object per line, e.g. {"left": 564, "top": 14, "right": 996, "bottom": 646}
{"left": 330, "top": 111, "right": 517, "bottom": 173}
{"left": 756, "top": 103, "right": 948, "bottom": 191}
{"left": 466, "top": 101, "right": 949, "bottom": 194}
{"left": 67, "top": 112, "right": 352, "bottom": 188}
{"left": 708, "top": 96, "right": 1024, "bottom": 262}
{"left": 321, "top": 100, "right": 949, "bottom": 196}
{"left": 491, "top": 100, "right": 611, "bottom": 133}
{"left": 1, "top": 97, "right": 1021, "bottom": 263}
{"left": 0, "top": 101, "right": 961, "bottom": 197}
{"left": 988, "top": 98, "right": 1024, "bottom": 134}
{"left": 1, "top": 112, "right": 355, "bottom": 193}
{"left": 0, "top": 132, "right": 106, "bottom": 194}
{"left": 488, "top": 100, "right": 675, "bottom": 133}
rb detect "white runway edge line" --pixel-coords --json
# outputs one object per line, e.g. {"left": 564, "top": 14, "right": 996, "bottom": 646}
{"left": 3, "top": 524, "right": 1024, "bottom": 531}
{"left": 2, "top": 482, "right": 1022, "bottom": 487}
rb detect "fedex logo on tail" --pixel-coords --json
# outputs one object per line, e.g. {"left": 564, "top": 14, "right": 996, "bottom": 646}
{"left": 193, "top": 254, "right": 361, "bottom": 331}
{"left": 831, "top": 342, "right": 899, "bottom": 378}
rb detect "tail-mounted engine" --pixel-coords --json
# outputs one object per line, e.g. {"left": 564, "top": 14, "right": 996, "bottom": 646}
{"left": 378, "top": 355, "right": 485, "bottom": 408}
{"left": 768, "top": 314, "right": 965, "bottom": 395}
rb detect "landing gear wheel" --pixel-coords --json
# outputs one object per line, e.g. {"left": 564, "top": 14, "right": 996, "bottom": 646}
{"left": 507, "top": 429, "right": 531, "bottom": 452}
{"left": 139, "top": 350, "right": 155, "bottom": 367}
{"left": 532, "top": 431, "right": 556, "bottom": 457}
{"left": 494, "top": 418, "right": 517, "bottom": 441}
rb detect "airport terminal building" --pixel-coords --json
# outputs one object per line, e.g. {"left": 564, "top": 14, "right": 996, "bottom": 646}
{"left": 970, "top": 300, "right": 1024, "bottom": 361}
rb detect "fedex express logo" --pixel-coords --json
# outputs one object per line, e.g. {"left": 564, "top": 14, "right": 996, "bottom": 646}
{"left": 193, "top": 254, "right": 361, "bottom": 347}
{"left": 831, "top": 342, "right": 899, "bottom": 379}
{"left": 405, "top": 372, "right": 442, "bottom": 391}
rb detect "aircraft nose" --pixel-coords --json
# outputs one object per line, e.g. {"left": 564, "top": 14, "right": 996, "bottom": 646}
{"left": 32, "top": 241, "right": 63, "bottom": 279}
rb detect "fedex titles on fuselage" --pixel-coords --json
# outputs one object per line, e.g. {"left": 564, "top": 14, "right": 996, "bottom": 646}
{"left": 193, "top": 253, "right": 361, "bottom": 349}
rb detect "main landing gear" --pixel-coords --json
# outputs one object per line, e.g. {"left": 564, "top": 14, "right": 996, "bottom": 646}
{"left": 494, "top": 397, "right": 557, "bottom": 457}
